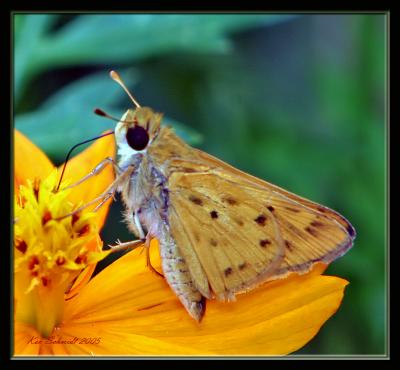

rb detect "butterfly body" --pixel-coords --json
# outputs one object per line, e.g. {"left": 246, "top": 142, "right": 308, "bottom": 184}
{"left": 114, "top": 105, "right": 355, "bottom": 322}
{"left": 116, "top": 109, "right": 208, "bottom": 320}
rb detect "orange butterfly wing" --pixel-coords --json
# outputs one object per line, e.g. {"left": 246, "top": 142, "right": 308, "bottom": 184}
{"left": 165, "top": 149, "right": 355, "bottom": 299}
{"left": 168, "top": 171, "right": 286, "bottom": 300}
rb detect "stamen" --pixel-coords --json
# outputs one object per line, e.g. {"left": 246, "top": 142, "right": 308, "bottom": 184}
{"left": 28, "top": 256, "right": 40, "bottom": 274}
{"left": 15, "top": 240, "right": 27, "bottom": 254}
{"left": 41, "top": 276, "right": 49, "bottom": 287}
{"left": 71, "top": 213, "right": 80, "bottom": 226}
{"left": 42, "top": 210, "right": 52, "bottom": 225}
{"left": 14, "top": 171, "right": 111, "bottom": 338}
{"left": 33, "top": 178, "right": 41, "bottom": 200}
{"left": 56, "top": 256, "right": 66, "bottom": 266}
{"left": 74, "top": 254, "right": 88, "bottom": 264}
{"left": 78, "top": 224, "right": 90, "bottom": 236}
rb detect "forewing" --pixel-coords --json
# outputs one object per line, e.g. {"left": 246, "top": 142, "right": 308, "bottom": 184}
{"left": 194, "top": 149, "right": 356, "bottom": 236}
{"left": 168, "top": 172, "right": 285, "bottom": 301}
{"left": 166, "top": 149, "right": 355, "bottom": 298}
{"left": 261, "top": 192, "right": 354, "bottom": 278}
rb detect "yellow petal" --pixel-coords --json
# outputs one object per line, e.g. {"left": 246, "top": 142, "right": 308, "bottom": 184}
{"left": 57, "top": 242, "right": 348, "bottom": 355}
{"left": 14, "top": 130, "right": 54, "bottom": 193}
{"left": 58, "top": 131, "right": 115, "bottom": 230}
{"left": 65, "top": 236, "right": 104, "bottom": 300}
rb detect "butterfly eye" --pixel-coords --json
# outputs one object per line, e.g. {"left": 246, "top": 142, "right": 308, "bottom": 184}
{"left": 126, "top": 126, "right": 149, "bottom": 151}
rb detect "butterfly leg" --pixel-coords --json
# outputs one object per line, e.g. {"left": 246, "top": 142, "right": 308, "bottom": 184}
{"left": 59, "top": 157, "right": 122, "bottom": 191}
{"left": 93, "top": 191, "right": 116, "bottom": 212}
{"left": 55, "top": 188, "right": 116, "bottom": 221}
{"left": 134, "top": 210, "right": 146, "bottom": 239}
{"left": 144, "top": 236, "right": 164, "bottom": 277}
{"left": 55, "top": 166, "right": 134, "bottom": 220}
{"left": 133, "top": 210, "right": 164, "bottom": 277}
{"left": 108, "top": 239, "right": 145, "bottom": 253}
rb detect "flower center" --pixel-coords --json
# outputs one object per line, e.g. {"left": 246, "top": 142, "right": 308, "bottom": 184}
{"left": 14, "top": 171, "right": 109, "bottom": 338}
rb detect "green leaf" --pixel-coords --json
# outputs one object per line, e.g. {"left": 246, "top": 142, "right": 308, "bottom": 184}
{"left": 14, "top": 14, "right": 61, "bottom": 98}
{"left": 40, "top": 15, "right": 295, "bottom": 65}
{"left": 15, "top": 69, "right": 202, "bottom": 161}
{"left": 14, "top": 14, "right": 297, "bottom": 102}
{"left": 15, "top": 70, "right": 138, "bottom": 160}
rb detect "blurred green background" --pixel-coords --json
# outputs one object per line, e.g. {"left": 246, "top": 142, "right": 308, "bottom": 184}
{"left": 14, "top": 14, "right": 386, "bottom": 355}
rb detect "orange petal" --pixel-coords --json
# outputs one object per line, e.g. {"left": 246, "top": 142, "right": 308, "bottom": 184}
{"left": 14, "top": 130, "right": 54, "bottom": 194}
{"left": 51, "top": 324, "right": 210, "bottom": 355}
{"left": 57, "top": 242, "right": 348, "bottom": 355}
{"left": 14, "top": 322, "right": 41, "bottom": 356}
{"left": 58, "top": 131, "right": 115, "bottom": 230}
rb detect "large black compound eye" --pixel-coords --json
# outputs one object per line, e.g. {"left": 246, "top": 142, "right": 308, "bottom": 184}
{"left": 126, "top": 126, "right": 149, "bottom": 151}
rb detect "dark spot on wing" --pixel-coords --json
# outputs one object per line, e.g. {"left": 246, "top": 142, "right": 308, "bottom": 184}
{"left": 317, "top": 206, "right": 327, "bottom": 213}
{"left": 259, "top": 239, "right": 271, "bottom": 248}
{"left": 210, "top": 238, "right": 218, "bottom": 247}
{"left": 223, "top": 196, "right": 238, "bottom": 205}
{"left": 305, "top": 226, "right": 318, "bottom": 237}
{"left": 210, "top": 210, "right": 218, "bottom": 219}
{"left": 285, "top": 240, "right": 294, "bottom": 251}
{"left": 235, "top": 219, "right": 244, "bottom": 226}
{"left": 287, "top": 223, "right": 303, "bottom": 237}
{"left": 224, "top": 267, "right": 233, "bottom": 277}
{"left": 285, "top": 207, "right": 300, "bottom": 213}
{"left": 254, "top": 214, "right": 267, "bottom": 226}
{"left": 194, "top": 233, "right": 200, "bottom": 242}
{"left": 189, "top": 195, "right": 203, "bottom": 206}
{"left": 267, "top": 206, "right": 275, "bottom": 212}
{"left": 238, "top": 262, "right": 247, "bottom": 270}
{"left": 310, "top": 221, "right": 324, "bottom": 227}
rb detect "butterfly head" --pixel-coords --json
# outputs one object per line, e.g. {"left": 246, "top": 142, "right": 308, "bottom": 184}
{"left": 115, "top": 107, "right": 163, "bottom": 153}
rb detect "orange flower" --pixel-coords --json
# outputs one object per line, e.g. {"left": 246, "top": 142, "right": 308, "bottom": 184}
{"left": 14, "top": 130, "right": 349, "bottom": 356}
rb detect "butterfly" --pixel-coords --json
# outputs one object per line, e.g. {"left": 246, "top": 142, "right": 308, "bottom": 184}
{"left": 79, "top": 71, "right": 356, "bottom": 322}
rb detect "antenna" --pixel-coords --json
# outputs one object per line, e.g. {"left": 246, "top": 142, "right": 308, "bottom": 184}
{"left": 110, "top": 70, "right": 141, "bottom": 108}
{"left": 55, "top": 131, "right": 114, "bottom": 192}
{"left": 94, "top": 108, "right": 124, "bottom": 123}
{"left": 94, "top": 108, "right": 137, "bottom": 125}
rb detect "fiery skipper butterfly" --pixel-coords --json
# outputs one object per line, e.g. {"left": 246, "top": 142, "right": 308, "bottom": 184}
{"left": 71, "top": 71, "right": 356, "bottom": 322}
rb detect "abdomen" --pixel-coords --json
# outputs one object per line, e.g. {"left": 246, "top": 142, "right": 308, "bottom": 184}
{"left": 158, "top": 225, "right": 206, "bottom": 321}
